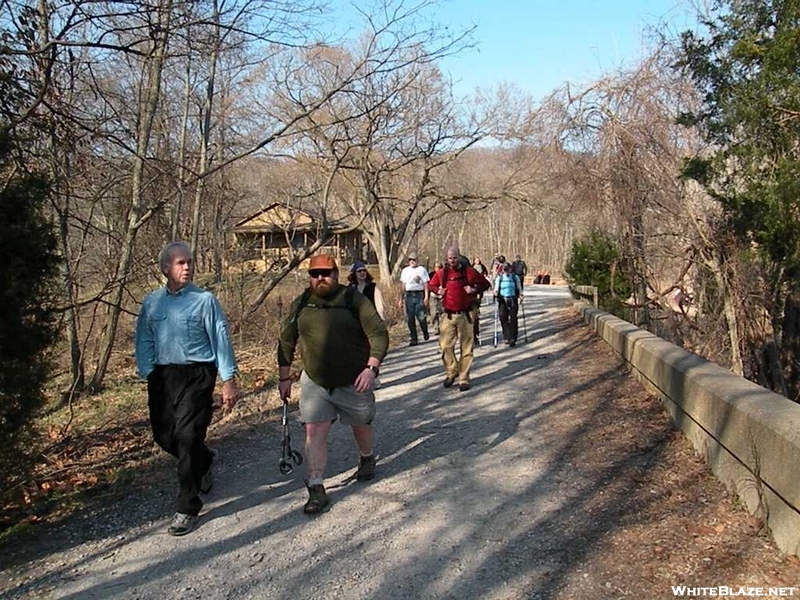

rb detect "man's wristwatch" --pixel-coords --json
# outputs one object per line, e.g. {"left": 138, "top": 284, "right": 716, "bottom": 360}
{"left": 367, "top": 365, "right": 380, "bottom": 376}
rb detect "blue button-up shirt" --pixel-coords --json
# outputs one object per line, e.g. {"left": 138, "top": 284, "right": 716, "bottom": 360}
{"left": 135, "top": 283, "right": 238, "bottom": 381}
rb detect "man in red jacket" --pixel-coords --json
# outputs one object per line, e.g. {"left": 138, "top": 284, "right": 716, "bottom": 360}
{"left": 428, "top": 246, "right": 491, "bottom": 391}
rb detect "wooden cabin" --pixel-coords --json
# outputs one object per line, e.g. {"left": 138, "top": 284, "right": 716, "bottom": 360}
{"left": 230, "top": 203, "right": 374, "bottom": 271}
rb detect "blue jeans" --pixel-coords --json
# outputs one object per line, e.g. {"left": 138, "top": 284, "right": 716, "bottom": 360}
{"left": 404, "top": 292, "right": 428, "bottom": 342}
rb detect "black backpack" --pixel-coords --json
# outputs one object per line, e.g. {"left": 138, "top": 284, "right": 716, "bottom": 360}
{"left": 441, "top": 254, "right": 471, "bottom": 281}
{"left": 290, "top": 285, "right": 358, "bottom": 324}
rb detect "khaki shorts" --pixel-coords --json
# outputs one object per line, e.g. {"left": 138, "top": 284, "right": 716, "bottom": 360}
{"left": 298, "top": 371, "right": 375, "bottom": 425}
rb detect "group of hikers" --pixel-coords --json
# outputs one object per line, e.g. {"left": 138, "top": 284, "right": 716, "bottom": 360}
{"left": 134, "top": 241, "right": 536, "bottom": 535}
{"left": 400, "top": 250, "right": 531, "bottom": 353}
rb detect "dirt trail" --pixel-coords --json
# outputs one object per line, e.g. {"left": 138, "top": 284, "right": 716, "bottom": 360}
{"left": 2, "top": 286, "right": 799, "bottom": 599}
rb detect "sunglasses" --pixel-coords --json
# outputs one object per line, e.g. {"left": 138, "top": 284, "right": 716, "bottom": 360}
{"left": 356, "top": 269, "right": 367, "bottom": 273}
{"left": 309, "top": 269, "right": 334, "bottom": 279}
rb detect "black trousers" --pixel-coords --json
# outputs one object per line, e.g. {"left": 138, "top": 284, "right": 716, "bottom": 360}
{"left": 147, "top": 363, "right": 216, "bottom": 516}
{"left": 497, "top": 296, "right": 519, "bottom": 343}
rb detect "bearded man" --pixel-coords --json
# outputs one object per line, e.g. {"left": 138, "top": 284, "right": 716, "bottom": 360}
{"left": 277, "top": 254, "right": 389, "bottom": 514}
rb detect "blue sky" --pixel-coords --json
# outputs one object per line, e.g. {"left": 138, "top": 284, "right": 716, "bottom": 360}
{"left": 357, "top": 0, "right": 701, "bottom": 101}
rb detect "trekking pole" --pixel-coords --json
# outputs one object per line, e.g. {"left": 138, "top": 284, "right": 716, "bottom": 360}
{"left": 279, "top": 399, "right": 303, "bottom": 475}
{"left": 520, "top": 295, "right": 528, "bottom": 343}
{"left": 474, "top": 299, "right": 481, "bottom": 347}
{"left": 493, "top": 296, "right": 499, "bottom": 347}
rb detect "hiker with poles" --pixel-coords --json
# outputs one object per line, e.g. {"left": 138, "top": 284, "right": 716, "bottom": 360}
{"left": 278, "top": 254, "right": 389, "bottom": 514}
{"left": 398, "top": 252, "right": 430, "bottom": 346}
{"left": 428, "top": 246, "right": 491, "bottom": 391}
{"left": 493, "top": 262, "right": 523, "bottom": 347}
{"left": 135, "top": 241, "right": 239, "bottom": 537}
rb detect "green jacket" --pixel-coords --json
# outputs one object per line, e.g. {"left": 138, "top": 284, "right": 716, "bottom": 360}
{"left": 277, "top": 284, "right": 389, "bottom": 388}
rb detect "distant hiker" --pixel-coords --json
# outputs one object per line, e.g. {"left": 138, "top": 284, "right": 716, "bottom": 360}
{"left": 472, "top": 256, "right": 489, "bottom": 278}
{"left": 278, "top": 254, "right": 389, "bottom": 514}
{"left": 349, "top": 261, "right": 386, "bottom": 388}
{"left": 489, "top": 254, "right": 502, "bottom": 279}
{"left": 429, "top": 262, "right": 445, "bottom": 335}
{"left": 348, "top": 261, "right": 385, "bottom": 320}
{"left": 428, "top": 245, "right": 491, "bottom": 391}
{"left": 494, "top": 262, "right": 522, "bottom": 346}
{"left": 511, "top": 254, "right": 529, "bottom": 288}
{"left": 471, "top": 256, "right": 490, "bottom": 344}
{"left": 135, "top": 241, "right": 239, "bottom": 537}
{"left": 398, "top": 252, "right": 430, "bottom": 345}
{"left": 492, "top": 254, "right": 507, "bottom": 281}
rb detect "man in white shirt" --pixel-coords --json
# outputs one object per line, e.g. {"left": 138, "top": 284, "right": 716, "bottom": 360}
{"left": 398, "top": 253, "right": 430, "bottom": 345}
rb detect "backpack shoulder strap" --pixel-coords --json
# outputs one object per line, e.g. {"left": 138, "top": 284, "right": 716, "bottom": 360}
{"left": 291, "top": 288, "right": 313, "bottom": 324}
{"left": 294, "top": 286, "right": 359, "bottom": 322}
{"left": 344, "top": 284, "right": 357, "bottom": 316}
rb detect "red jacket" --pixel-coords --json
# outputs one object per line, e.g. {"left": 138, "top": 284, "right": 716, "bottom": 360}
{"left": 429, "top": 264, "right": 490, "bottom": 312}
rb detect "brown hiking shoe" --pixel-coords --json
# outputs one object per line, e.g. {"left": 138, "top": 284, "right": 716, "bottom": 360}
{"left": 356, "top": 454, "right": 376, "bottom": 481}
{"left": 303, "top": 484, "right": 329, "bottom": 515}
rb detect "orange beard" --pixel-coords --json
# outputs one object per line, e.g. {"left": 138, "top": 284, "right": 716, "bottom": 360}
{"left": 311, "top": 277, "right": 338, "bottom": 298}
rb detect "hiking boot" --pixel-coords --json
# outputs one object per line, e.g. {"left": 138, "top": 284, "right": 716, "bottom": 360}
{"left": 443, "top": 376, "right": 455, "bottom": 388}
{"left": 303, "top": 484, "right": 329, "bottom": 515}
{"left": 422, "top": 329, "right": 430, "bottom": 341}
{"left": 409, "top": 339, "right": 419, "bottom": 346}
{"left": 200, "top": 448, "right": 218, "bottom": 494}
{"left": 356, "top": 454, "right": 376, "bottom": 481}
{"left": 509, "top": 340, "right": 516, "bottom": 347}
{"left": 167, "top": 512, "right": 199, "bottom": 536}
{"left": 459, "top": 383, "right": 471, "bottom": 392}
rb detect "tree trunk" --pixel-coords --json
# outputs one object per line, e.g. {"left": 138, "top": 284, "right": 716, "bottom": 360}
{"left": 706, "top": 248, "right": 744, "bottom": 376}
{"left": 781, "top": 288, "right": 800, "bottom": 401}
{"left": 172, "top": 60, "right": 192, "bottom": 241}
{"left": 88, "top": 0, "right": 172, "bottom": 392}
{"left": 190, "top": 2, "right": 220, "bottom": 262}
{"left": 630, "top": 209, "right": 649, "bottom": 328}
{"left": 57, "top": 204, "right": 84, "bottom": 394}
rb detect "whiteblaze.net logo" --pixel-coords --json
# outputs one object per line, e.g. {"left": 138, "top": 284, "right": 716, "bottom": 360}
{"left": 672, "top": 587, "right": 797, "bottom": 597}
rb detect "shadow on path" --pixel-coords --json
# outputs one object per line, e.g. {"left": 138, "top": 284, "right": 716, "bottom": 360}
{"left": 1, "top": 286, "right": 721, "bottom": 600}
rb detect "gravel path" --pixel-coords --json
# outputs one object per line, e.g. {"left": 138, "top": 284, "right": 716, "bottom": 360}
{"left": 3, "top": 286, "right": 799, "bottom": 599}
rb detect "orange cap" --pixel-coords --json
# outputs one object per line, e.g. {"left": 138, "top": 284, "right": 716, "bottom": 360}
{"left": 308, "top": 254, "right": 338, "bottom": 270}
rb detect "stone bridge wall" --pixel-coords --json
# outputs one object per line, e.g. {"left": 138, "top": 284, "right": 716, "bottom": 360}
{"left": 578, "top": 305, "right": 800, "bottom": 557}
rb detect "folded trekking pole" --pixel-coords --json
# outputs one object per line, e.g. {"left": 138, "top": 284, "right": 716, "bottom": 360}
{"left": 279, "top": 400, "right": 303, "bottom": 475}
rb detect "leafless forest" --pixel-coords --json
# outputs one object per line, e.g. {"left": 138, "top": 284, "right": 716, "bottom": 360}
{"left": 2, "top": 0, "right": 796, "bottom": 408}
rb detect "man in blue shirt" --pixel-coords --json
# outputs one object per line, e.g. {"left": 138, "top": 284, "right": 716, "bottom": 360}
{"left": 135, "top": 241, "right": 239, "bottom": 536}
